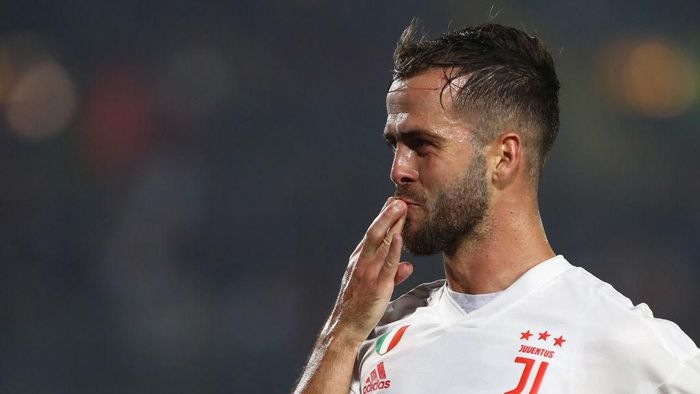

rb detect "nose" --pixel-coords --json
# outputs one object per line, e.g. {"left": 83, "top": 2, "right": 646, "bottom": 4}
{"left": 390, "top": 145, "right": 419, "bottom": 186}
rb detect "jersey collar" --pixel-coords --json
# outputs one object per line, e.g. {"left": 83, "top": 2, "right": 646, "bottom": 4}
{"left": 432, "top": 255, "right": 573, "bottom": 326}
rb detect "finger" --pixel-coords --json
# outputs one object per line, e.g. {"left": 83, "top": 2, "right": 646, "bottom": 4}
{"left": 376, "top": 210, "right": 405, "bottom": 256}
{"left": 393, "top": 262, "right": 413, "bottom": 286}
{"left": 351, "top": 197, "right": 398, "bottom": 258}
{"left": 378, "top": 234, "right": 403, "bottom": 283}
{"left": 361, "top": 200, "right": 406, "bottom": 259}
{"left": 386, "top": 208, "right": 406, "bottom": 239}
{"left": 381, "top": 196, "right": 395, "bottom": 210}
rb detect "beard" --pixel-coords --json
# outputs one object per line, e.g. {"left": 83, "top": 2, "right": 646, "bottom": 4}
{"left": 397, "top": 151, "right": 490, "bottom": 256}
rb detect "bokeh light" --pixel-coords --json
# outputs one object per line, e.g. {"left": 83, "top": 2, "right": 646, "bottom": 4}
{"left": 6, "top": 61, "right": 77, "bottom": 140}
{"left": 0, "top": 32, "right": 77, "bottom": 140}
{"left": 80, "top": 66, "right": 156, "bottom": 176}
{"left": 599, "top": 38, "right": 698, "bottom": 117}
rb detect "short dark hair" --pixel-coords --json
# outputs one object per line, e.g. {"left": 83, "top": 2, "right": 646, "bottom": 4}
{"left": 393, "top": 20, "right": 560, "bottom": 183}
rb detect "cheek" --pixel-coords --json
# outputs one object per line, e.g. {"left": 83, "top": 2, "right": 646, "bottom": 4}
{"left": 419, "top": 157, "right": 468, "bottom": 192}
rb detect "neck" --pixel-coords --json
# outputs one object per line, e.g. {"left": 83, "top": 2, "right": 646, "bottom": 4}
{"left": 443, "top": 196, "right": 554, "bottom": 294}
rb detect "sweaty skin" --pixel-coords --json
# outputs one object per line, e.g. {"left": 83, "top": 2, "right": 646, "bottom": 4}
{"left": 385, "top": 73, "right": 489, "bottom": 257}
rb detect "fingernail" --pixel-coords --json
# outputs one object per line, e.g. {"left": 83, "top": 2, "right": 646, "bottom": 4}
{"left": 393, "top": 200, "right": 404, "bottom": 210}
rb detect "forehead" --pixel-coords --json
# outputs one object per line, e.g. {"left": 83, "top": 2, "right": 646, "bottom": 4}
{"left": 387, "top": 69, "right": 451, "bottom": 113}
{"left": 385, "top": 69, "right": 469, "bottom": 134}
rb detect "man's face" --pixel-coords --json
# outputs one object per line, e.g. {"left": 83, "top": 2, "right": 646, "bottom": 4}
{"left": 384, "top": 69, "right": 490, "bottom": 255}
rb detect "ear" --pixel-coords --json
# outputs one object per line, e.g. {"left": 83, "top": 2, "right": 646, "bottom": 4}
{"left": 490, "top": 132, "right": 521, "bottom": 185}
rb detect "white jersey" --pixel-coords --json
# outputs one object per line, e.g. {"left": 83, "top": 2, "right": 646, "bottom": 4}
{"left": 350, "top": 255, "right": 700, "bottom": 393}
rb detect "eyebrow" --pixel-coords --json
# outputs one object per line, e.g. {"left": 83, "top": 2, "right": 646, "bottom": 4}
{"left": 383, "top": 128, "right": 445, "bottom": 143}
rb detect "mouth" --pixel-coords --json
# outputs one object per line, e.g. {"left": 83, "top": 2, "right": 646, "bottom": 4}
{"left": 395, "top": 196, "right": 420, "bottom": 207}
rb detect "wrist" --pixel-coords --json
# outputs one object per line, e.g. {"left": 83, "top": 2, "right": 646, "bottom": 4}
{"left": 320, "top": 320, "right": 366, "bottom": 351}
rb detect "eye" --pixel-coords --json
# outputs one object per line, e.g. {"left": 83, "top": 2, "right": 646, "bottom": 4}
{"left": 409, "top": 138, "right": 429, "bottom": 150}
{"left": 385, "top": 138, "right": 397, "bottom": 152}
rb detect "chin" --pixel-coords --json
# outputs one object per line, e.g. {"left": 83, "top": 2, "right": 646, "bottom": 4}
{"left": 405, "top": 206, "right": 425, "bottom": 222}
{"left": 402, "top": 218, "right": 421, "bottom": 236}
{"left": 401, "top": 225, "right": 431, "bottom": 254}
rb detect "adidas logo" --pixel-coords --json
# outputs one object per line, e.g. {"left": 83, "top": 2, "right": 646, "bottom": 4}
{"left": 362, "top": 361, "right": 391, "bottom": 394}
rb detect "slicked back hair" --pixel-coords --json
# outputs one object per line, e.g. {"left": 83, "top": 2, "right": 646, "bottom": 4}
{"left": 393, "top": 20, "right": 560, "bottom": 184}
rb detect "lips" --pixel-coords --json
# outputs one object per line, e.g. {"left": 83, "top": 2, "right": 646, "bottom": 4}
{"left": 395, "top": 196, "right": 420, "bottom": 206}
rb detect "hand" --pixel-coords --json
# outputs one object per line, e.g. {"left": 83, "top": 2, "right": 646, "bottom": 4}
{"left": 324, "top": 197, "right": 414, "bottom": 345}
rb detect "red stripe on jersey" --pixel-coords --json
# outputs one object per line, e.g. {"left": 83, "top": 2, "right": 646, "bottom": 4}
{"left": 386, "top": 325, "right": 409, "bottom": 352}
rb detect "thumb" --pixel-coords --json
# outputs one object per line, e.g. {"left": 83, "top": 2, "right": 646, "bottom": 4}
{"left": 393, "top": 262, "right": 413, "bottom": 286}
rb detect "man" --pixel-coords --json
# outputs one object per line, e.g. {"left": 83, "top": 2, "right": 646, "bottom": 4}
{"left": 293, "top": 21, "right": 700, "bottom": 393}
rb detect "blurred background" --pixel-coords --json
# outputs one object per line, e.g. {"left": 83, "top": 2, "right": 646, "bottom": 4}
{"left": 1, "top": 0, "right": 698, "bottom": 392}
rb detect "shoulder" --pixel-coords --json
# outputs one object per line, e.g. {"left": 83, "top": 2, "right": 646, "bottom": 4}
{"left": 656, "top": 352, "right": 700, "bottom": 392}
{"left": 556, "top": 262, "right": 700, "bottom": 383}
{"left": 569, "top": 267, "right": 698, "bottom": 350}
{"left": 534, "top": 259, "right": 700, "bottom": 389}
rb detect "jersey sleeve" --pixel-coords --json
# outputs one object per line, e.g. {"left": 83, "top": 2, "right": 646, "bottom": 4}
{"left": 349, "top": 380, "right": 360, "bottom": 394}
{"left": 349, "top": 351, "right": 362, "bottom": 394}
{"left": 655, "top": 352, "right": 700, "bottom": 393}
